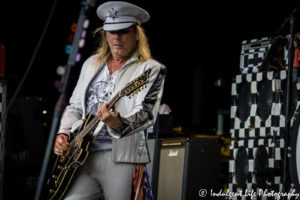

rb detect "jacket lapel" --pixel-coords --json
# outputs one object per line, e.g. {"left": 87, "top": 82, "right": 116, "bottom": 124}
{"left": 81, "top": 61, "right": 106, "bottom": 116}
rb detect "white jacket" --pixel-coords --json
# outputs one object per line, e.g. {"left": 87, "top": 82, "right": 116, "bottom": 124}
{"left": 58, "top": 52, "right": 166, "bottom": 163}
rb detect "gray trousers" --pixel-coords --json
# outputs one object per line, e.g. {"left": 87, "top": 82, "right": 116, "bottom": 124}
{"left": 64, "top": 150, "right": 133, "bottom": 200}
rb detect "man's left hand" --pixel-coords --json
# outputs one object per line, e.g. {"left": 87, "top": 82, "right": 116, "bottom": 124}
{"left": 97, "top": 103, "right": 123, "bottom": 129}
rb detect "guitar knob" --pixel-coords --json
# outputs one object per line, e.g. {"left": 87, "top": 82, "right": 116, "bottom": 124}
{"left": 60, "top": 156, "right": 65, "bottom": 162}
{"left": 52, "top": 175, "right": 58, "bottom": 179}
{"left": 50, "top": 189, "right": 56, "bottom": 193}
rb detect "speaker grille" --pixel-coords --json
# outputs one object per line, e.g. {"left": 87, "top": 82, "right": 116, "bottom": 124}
{"left": 157, "top": 140, "right": 185, "bottom": 200}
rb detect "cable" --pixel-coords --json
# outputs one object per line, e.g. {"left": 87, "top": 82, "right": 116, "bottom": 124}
{"left": 1, "top": 0, "right": 58, "bottom": 121}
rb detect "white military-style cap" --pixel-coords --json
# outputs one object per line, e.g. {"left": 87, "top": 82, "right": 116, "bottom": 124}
{"left": 97, "top": 1, "right": 150, "bottom": 31}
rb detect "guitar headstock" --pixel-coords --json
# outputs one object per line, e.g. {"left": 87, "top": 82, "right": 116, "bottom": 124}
{"left": 122, "top": 68, "right": 151, "bottom": 99}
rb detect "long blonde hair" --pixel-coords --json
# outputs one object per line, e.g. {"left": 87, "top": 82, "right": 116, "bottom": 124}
{"left": 92, "top": 25, "right": 151, "bottom": 67}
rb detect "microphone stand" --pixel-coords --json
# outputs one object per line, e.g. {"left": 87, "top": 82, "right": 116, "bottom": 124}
{"left": 277, "top": 6, "right": 299, "bottom": 198}
{"left": 34, "top": 1, "right": 90, "bottom": 199}
{"left": 282, "top": 15, "right": 294, "bottom": 197}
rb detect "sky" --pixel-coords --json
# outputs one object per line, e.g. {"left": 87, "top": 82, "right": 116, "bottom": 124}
{"left": 0, "top": 0, "right": 300, "bottom": 133}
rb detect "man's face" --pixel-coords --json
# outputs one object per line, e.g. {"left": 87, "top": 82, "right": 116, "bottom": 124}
{"left": 106, "top": 26, "right": 137, "bottom": 59}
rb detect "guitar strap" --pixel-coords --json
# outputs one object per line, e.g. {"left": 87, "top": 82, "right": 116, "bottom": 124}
{"left": 112, "top": 61, "right": 140, "bottom": 99}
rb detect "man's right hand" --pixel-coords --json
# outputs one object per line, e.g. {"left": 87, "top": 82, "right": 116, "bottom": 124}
{"left": 54, "top": 134, "right": 69, "bottom": 156}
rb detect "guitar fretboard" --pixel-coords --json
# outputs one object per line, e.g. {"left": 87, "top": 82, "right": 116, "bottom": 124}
{"left": 74, "top": 92, "right": 122, "bottom": 143}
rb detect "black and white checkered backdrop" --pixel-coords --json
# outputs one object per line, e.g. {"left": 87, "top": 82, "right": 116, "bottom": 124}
{"left": 228, "top": 62, "right": 300, "bottom": 200}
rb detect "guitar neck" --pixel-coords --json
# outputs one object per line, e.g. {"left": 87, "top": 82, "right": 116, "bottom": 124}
{"left": 107, "top": 91, "right": 122, "bottom": 110}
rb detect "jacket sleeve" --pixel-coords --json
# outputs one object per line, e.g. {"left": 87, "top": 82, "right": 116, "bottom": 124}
{"left": 107, "top": 62, "right": 166, "bottom": 138}
{"left": 57, "top": 56, "right": 95, "bottom": 135}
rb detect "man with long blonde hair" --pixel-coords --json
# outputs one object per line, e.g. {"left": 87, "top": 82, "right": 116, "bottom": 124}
{"left": 53, "top": 1, "right": 166, "bottom": 200}
{"left": 93, "top": 25, "right": 151, "bottom": 66}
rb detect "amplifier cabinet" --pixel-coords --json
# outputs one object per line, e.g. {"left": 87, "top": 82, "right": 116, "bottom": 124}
{"left": 152, "top": 137, "right": 221, "bottom": 200}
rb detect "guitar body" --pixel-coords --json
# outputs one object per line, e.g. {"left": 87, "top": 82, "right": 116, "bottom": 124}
{"left": 47, "top": 114, "right": 96, "bottom": 200}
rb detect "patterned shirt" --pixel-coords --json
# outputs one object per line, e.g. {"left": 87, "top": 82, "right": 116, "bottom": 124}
{"left": 85, "top": 65, "right": 118, "bottom": 151}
